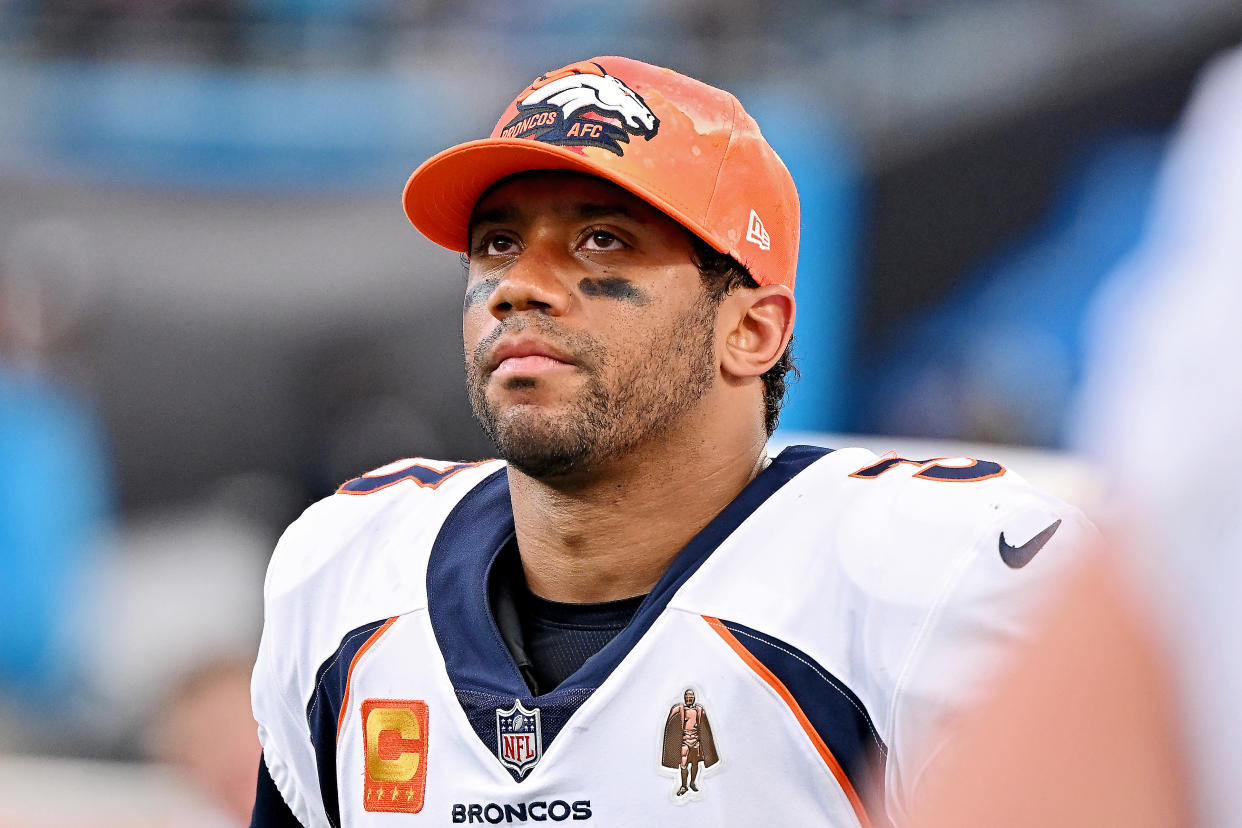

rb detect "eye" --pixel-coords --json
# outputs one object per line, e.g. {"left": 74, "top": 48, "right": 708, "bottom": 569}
{"left": 582, "top": 229, "right": 626, "bottom": 251}
{"left": 473, "top": 232, "right": 519, "bottom": 257}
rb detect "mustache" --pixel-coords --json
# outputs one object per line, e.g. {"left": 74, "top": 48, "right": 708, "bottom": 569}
{"left": 470, "top": 317, "right": 599, "bottom": 374}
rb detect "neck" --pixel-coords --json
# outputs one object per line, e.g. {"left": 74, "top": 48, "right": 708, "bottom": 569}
{"left": 507, "top": 423, "right": 769, "bottom": 603}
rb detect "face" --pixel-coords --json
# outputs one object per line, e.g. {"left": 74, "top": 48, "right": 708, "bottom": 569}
{"left": 463, "top": 171, "right": 719, "bottom": 479}
{"left": 684, "top": 690, "right": 695, "bottom": 706}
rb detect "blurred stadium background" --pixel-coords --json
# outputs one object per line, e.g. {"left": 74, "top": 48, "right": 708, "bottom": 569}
{"left": 1, "top": 1, "right": 1239, "bottom": 824}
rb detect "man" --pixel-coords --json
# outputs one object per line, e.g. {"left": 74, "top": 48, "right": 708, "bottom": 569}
{"left": 250, "top": 56, "right": 1091, "bottom": 827}
{"left": 661, "top": 689, "right": 719, "bottom": 796}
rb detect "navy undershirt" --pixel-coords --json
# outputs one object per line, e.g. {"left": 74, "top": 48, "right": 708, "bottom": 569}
{"left": 490, "top": 539, "right": 645, "bottom": 695}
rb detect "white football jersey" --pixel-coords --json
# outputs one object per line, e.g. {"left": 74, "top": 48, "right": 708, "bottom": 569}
{"left": 252, "top": 445, "right": 1091, "bottom": 827}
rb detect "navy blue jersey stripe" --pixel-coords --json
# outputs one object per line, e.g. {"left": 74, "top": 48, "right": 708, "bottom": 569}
{"left": 305, "top": 617, "right": 390, "bottom": 828}
{"left": 425, "top": 445, "right": 834, "bottom": 781}
{"left": 715, "top": 617, "right": 888, "bottom": 820}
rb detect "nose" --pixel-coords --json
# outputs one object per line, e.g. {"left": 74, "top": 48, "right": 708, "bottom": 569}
{"left": 486, "top": 240, "right": 573, "bottom": 321}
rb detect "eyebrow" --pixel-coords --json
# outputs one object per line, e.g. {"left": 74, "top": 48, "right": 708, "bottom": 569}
{"left": 470, "top": 202, "right": 643, "bottom": 229}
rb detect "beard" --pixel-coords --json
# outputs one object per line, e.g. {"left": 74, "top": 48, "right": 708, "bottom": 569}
{"left": 466, "top": 298, "right": 718, "bottom": 479}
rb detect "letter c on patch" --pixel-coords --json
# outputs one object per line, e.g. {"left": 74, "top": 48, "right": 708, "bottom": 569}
{"left": 366, "top": 707, "right": 421, "bottom": 781}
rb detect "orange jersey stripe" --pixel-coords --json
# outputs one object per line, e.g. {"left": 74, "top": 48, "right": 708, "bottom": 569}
{"left": 336, "top": 616, "right": 399, "bottom": 742}
{"left": 703, "top": 615, "right": 874, "bottom": 828}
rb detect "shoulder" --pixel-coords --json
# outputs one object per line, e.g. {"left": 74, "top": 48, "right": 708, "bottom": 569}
{"left": 758, "top": 446, "right": 1096, "bottom": 815}
{"left": 259, "top": 457, "right": 507, "bottom": 678}
{"left": 807, "top": 443, "right": 1096, "bottom": 631}
{"left": 676, "top": 444, "right": 1095, "bottom": 678}
{"left": 255, "top": 456, "right": 505, "bottom": 709}
{"left": 819, "top": 446, "right": 1095, "bottom": 649}
{"left": 264, "top": 457, "right": 504, "bottom": 605}
{"left": 798, "top": 448, "right": 1096, "bottom": 814}
{"left": 676, "top": 445, "right": 1095, "bottom": 756}
{"left": 252, "top": 456, "right": 506, "bottom": 822}
{"left": 753, "top": 446, "right": 1091, "bottom": 582}
{"left": 679, "top": 445, "right": 1091, "bottom": 614}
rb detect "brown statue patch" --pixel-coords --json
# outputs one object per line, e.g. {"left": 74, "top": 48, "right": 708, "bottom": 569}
{"left": 661, "top": 688, "right": 719, "bottom": 797}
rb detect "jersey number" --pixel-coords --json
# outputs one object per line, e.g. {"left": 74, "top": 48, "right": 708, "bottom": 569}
{"left": 849, "top": 455, "right": 1005, "bottom": 482}
{"left": 338, "top": 461, "right": 484, "bottom": 495}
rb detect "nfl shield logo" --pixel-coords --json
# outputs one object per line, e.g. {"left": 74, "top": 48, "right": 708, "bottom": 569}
{"left": 496, "top": 699, "right": 542, "bottom": 777}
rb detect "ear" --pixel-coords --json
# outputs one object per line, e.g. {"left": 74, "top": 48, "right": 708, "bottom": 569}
{"left": 718, "top": 285, "right": 795, "bottom": 380}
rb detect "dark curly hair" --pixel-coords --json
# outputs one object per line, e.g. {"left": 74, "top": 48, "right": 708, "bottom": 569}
{"left": 690, "top": 237, "right": 797, "bottom": 435}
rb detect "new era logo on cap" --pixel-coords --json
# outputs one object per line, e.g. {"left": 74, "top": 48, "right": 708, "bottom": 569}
{"left": 746, "top": 210, "right": 771, "bottom": 251}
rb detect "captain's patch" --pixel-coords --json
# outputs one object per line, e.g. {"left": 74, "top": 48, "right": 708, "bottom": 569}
{"left": 362, "top": 699, "right": 429, "bottom": 813}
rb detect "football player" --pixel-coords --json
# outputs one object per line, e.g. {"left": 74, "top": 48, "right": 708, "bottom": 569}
{"left": 250, "top": 56, "right": 1093, "bottom": 827}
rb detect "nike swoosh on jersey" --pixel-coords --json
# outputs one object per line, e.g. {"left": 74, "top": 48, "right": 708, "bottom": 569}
{"left": 998, "top": 519, "right": 1062, "bottom": 569}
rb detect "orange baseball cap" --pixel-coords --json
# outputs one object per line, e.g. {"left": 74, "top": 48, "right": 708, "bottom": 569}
{"left": 403, "top": 56, "right": 800, "bottom": 290}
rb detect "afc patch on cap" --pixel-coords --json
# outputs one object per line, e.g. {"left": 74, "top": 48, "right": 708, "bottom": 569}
{"left": 499, "top": 61, "right": 660, "bottom": 156}
{"left": 362, "top": 699, "right": 429, "bottom": 813}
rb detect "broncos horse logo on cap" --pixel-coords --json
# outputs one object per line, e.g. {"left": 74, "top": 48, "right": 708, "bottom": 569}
{"left": 499, "top": 63, "right": 660, "bottom": 155}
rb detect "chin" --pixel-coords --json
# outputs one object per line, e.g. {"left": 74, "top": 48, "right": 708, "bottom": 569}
{"left": 491, "top": 418, "right": 596, "bottom": 479}
{"left": 501, "top": 445, "right": 590, "bottom": 479}
{"left": 467, "top": 372, "right": 603, "bottom": 474}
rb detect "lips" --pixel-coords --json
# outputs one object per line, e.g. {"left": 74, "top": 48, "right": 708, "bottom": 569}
{"left": 487, "top": 336, "right": 576, "bottom": 378}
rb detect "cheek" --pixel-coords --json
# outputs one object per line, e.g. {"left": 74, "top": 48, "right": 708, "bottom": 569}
{"left": 593, "top": 309, "right": 680, "bottom": 368}
{"left": 462, "top": 307, "right": 499, "bottom": 354}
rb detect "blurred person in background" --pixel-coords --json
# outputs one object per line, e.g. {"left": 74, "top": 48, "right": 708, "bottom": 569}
{"left": 0, "top": 219, "right": 113, "bottom": 730}
{"left": 0, "top": 220, "right": 267, "bottom": 770}
{"left": 908, "top": 42, "right": 1242, "bottom": 828}
{"left": 147, "top": 657, "right": 264, "bottom": 828}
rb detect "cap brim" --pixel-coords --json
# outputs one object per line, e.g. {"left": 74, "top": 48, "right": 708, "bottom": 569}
{"left": 403, "top": 138, "right": 726, "bottom": 255}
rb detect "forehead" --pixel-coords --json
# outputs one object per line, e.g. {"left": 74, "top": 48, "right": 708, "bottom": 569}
{"left": 469, "top": 170, "right": 684, "bottom": 231}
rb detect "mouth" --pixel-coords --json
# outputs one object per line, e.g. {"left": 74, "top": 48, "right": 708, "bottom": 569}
{"left": 487, "top": 336, "right": 576, "bottom": 379}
